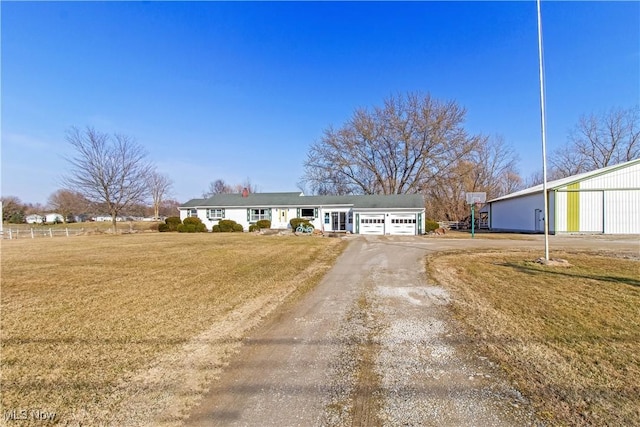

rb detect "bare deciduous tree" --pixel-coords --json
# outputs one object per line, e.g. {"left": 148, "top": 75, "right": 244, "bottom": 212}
{"left": 425, "top": 135, "right": 522, "bottom": 220}
{"left": 1, "top": 196, "right": 26, "bottom": 222}
{"left": 202, "top": 178, "right": 258, "bottom": 197}
{"left": 302, "top": 92, "right": 483, "bottom": 197}
{"left": 63, "top": 126, "right": 153, "bottom": 231}
{"left": 147, "top": 171, "right": 173, "bottom": 220}
{"left": 47, "top": 189, "right": 90, "bottom": 222}
{"left": 551, "top": 106, "right": 639, "bottom": 177}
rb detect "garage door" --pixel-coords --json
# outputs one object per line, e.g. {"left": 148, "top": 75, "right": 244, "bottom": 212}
{"left": 389, "top": 214, "right": 416, "bottom": 235}
{"left": 360, "top": 214, "right": 385, "bottom": 235}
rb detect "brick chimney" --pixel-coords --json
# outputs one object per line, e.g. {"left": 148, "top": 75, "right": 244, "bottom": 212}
{"left": 242, "top": 187, "right": 249, "bottom": 198}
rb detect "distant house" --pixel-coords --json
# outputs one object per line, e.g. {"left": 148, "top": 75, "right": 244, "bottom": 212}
{"left": 93, "top": 215, "right": 125, "bottom": 222}
{"left": 179, "top": 191, "right": 426, "bottom": 235}
{"left": 486, "top": 159, "right": 640, "bottom": 234}
{"left": 25, "top": 214, "right": 45, "bottom": 224}
{"left": 45, "top": 213, "right": 65, "bottom": 223}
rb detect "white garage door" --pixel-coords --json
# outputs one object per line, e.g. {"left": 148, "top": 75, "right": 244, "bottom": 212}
{"left": 389, "top": 214, "right": 416, "bottom": 235}
{"left": 360, "top": 214, "right": 385, "bottom": 235}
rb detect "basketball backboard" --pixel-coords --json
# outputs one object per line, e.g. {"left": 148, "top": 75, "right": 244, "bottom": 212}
{"left": 465, "top": 192, "right": 486, "bottom": 205}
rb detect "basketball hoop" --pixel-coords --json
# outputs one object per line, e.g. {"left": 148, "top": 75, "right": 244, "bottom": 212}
{"left": 465, "top": 192, "right": 486, "bottom": 239}
{"left": 465, "top": 192, "right": 487, "bottom": 205}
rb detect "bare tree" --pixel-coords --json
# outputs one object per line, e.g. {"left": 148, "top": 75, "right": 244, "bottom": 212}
{"left": 158, "top": 199, "right": 180, "bottom": 217}
{"left": 551, "top": 106, "right": 639, "bottom": 177}
{"left": 203, "top": 178, "right": 258, "bottom": 197}
{"left": 47, "top": 189, "right": 90, "bottom": 222}
{"left": 63, "top": 126, "right": 153, "bottom": 231}
{"left": 302, "top": 92, "right": 482, "bottom": 196}
{"left": 1, "top": 196, "right": 26, "bottom": 223}
{"left": 147, "top": 171, "right": 173, "bottom": 220}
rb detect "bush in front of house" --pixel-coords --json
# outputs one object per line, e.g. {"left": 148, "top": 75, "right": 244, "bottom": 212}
{"left": 290, "top": 217, "right": 313, "bottom": 231}
{"left": 256, "top": 219, "right": 271, "bottom": 230}
{"left": 248, "top": 224, "right": 260, "bottom": 232}
{"left": 180, "top": 217, "right": 207, "bottom": 232}
{"left": 214, "top": 219, "right": 244, "bottom": 232}
{"left": 164, "top": 216, "right": 182, "bottom": 231}
{"left": 425, "top": 219, "right": 440, "bottom": 233}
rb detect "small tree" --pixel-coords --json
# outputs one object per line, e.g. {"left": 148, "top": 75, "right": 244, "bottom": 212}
{"left": 147, "top": 171, "right": 173, "bottom": 221}
{"left": 63, "top": 126, "right": 153, "bottom": 232}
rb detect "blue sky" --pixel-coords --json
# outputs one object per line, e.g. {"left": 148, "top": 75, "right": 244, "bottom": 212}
{"left": 2, "top": 1, "right": 638, "bottom": 205}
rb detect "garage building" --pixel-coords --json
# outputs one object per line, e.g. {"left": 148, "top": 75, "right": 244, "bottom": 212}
{"left": 486, "top": 159, "right": 640, "bottom": 234}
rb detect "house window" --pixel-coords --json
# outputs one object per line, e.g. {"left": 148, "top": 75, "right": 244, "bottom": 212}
{"left": 300, "top": 208, "right": 315, "bottom": 218}
{"left": 207, "top": 208, "right": 224, "bottom": 219}
{"left": 250, "top": 208, "right": 269, "bottom": 221}
{"left": 187, "top": 209, "right": 197, "bottom": 218}
{"left": 324, "top": 212, "right": 330, "bottom": 224}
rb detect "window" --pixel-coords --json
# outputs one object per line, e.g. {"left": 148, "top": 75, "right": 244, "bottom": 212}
{"left": 324, "top": 212, "right": 330, "bottom": 224}
{"left": 187, "top": 209, "right": 197, "bottom": 218}
{"left": 207, "top": 208, "right": 224, "bottom": 219}
{"left": 250, "top": 208, "right": 269, "bottom": 221}
{"left": 300, "top": 208, "right": 315, "bottom": 218}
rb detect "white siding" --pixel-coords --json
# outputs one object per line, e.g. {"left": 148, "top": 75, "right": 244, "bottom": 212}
{"left": 490, "top": 193, "right": 547, "bottom": 232}
{"left": 580, "top": 191, "right": 604, "bottom": 233}
{"left": 604, "top": 190, "right": 640, "bottom": 234}
{"left": 580, "top": 162, "right": 640, "bottom": 189}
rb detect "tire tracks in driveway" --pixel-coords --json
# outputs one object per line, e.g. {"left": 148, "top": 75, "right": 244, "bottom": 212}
{"left": 184, "top": 236, "right": 540, "bottom": 426}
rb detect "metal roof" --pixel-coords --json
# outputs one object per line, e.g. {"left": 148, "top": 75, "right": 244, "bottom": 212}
{"left": 180, "top": 193, "right": 425, "bottom": 210}
{"left": 488, "top": 158, "right": 640, "bottom": 203}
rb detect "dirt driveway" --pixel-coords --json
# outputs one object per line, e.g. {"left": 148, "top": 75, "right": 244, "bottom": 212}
{"left": 184, "top": 235, "right": 638, "bottom": 426}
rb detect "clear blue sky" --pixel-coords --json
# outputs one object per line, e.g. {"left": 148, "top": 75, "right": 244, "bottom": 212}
{"left": 2, "top": 1, "right": 638, "bottom": 205}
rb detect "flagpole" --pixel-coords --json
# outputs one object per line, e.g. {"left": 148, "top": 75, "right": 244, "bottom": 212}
{"left": 537, "top": 0, "right": 550, "bottom": 261}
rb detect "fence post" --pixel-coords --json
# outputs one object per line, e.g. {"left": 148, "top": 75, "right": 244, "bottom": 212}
{"left": 50, "top": 228, "right": 53, "bottom": 238}
{"left": 31, "top": 228, "right": 34, "bottom": 239}
{"left": 66, "top": 228, "right": 69, "bottom": 237}
{"left": 8, "top": 229, "right": 12, "bottom": 239}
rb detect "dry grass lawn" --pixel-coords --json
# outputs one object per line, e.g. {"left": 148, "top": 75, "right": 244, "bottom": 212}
{"left": 428, "top": 250, "right": 640, "bottom": 426}
{"left": 1, "top": 233, "right": 345, "bottom": 425}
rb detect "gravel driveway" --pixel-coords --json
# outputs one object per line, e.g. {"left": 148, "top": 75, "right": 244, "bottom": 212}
{"left": 185, "top": 235, "right": 636, "bottom": 426}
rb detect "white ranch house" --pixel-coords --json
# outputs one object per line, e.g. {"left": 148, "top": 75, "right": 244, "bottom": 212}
{"left": 179, "top": 192, "right": 426, "bottom": 235}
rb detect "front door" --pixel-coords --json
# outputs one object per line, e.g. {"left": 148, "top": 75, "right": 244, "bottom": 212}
{"left": 331, "top": 212, "right": 347, "bottom": 231}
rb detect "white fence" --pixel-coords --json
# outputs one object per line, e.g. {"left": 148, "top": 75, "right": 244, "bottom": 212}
{"left": 1, "top": 228, "right": 86, "bottom": 239}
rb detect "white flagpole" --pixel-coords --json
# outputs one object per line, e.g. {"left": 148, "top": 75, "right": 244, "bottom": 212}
{"left": 537, "top": 0, "right": 550, "bottom": 261}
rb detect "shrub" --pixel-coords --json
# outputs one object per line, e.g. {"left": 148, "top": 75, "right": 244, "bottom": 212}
{"left": 256, "top": 219, "right": 271, "bottom": 229}
{"left": 217, "top": 219, "right": 243, "bottom": 232}
{"left": 180, "top": 217, "right": 206, "bottom": 232}
{"left": 425, "top": 219, "right": 440, "bottom": 233}
{"left": 177, "top": 224, "right": 197, "bottom": 233}
{"left": 183, "top": 217, "right": 201, "bottom": 226}
{"left": 249, "top": 224, "right": 260, "bottom": 232}
{"left": 158, "top": 223, "right": 170, "bottom": 232}
{"left": 212, "top": 225, "right": 221, "bottom": 232}
{"left": 165, "top": 216, "right": 181, "bottom": 231}
{"left": 290, "top": 217, "right": 313, "bottom": 230}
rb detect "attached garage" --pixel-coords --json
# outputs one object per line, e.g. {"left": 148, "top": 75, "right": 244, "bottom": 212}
{"left": 389, "top": 213, "right": 417, "bottom": 235}
{"left": 359, "top": 214, "right": 385, "bottom": 235}
{"left": 487, "top": 159, "right": 640, "bottom": 234}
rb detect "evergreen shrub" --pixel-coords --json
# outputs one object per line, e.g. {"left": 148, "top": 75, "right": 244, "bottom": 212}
{"left": 425, "top": 219, "right": 440, "bottom": 233}
{"left": 256, "top": 219, "right": 271, "bottom": 229}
